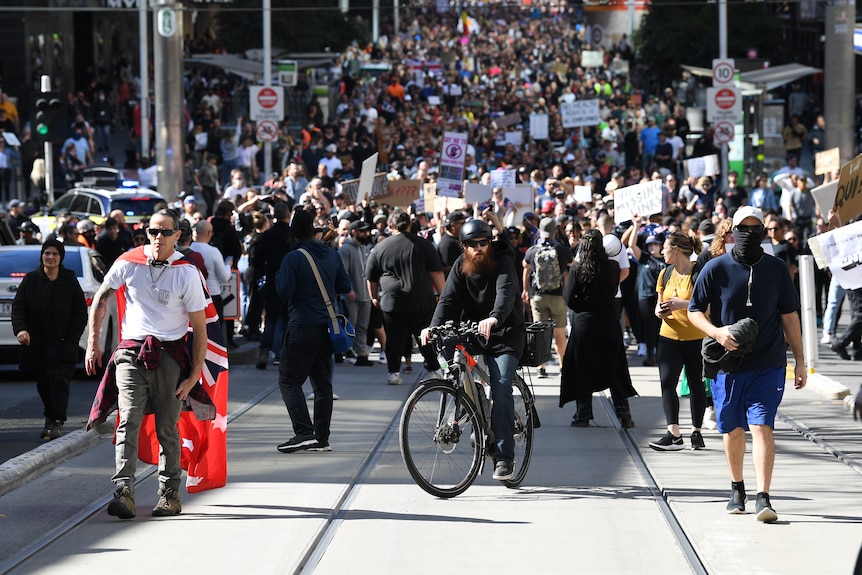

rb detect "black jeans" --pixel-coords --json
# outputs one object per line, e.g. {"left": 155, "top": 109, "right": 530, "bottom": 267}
{"left": 638, "top": 296, "right": 660, "bottom": 356}
{"left": 381, "top": 308, "right": 439, "bottom": 373}
{"left": 278, "top": 325, "right": 333, "bottom": 443}
{"left": 37, "top": 373, "right": 71, "bottom": 422}
{"left": 837, "top": 288, "right": 862, "bottom": 349}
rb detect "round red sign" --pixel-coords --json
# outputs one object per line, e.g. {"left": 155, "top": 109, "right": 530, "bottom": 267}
{"left": 715, "top": 88, "right": 736, "bottom": 110}
{"left": 257, "top": 88, "right": 278, "bottom": 109}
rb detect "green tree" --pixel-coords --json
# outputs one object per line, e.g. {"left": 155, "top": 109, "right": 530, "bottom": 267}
{"left": 635, "top": 0, "right": 784, "bottom": 92}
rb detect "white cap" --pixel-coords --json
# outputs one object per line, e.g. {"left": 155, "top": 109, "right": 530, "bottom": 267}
{"left": 732, "top": 205, "right": 764, "bottom": 227}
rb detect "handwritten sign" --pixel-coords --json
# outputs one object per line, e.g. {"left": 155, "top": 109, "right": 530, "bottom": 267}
{"left": 574, "top": 185, "right": 593, "bottom": 204}
{"left": 581, "top": 50, "right": 604, "bottom": 68}
{"left": 560, "top": 100, "right": 600, "bottom": 128}
{"left": 613, "top": 180, "right": 663, "bottom": 224}
{"left": 835, "top": 151, "right": 862, "bottom": 225}
{"left": 493, "top": 112, "right": 522, "bottom": 129}
{"left": 815, "top": 147, "right": 840, "bottom": 176}
{"left": 375, "top": 179, "right": 423, "bottom": 207}
{"left": 490, "top": 169, "right": 516, "bottom": 189}
{"left": 807, "top": 219, "right": 862, "bottom": 288}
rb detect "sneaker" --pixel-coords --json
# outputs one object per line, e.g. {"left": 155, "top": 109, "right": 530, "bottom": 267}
{"left": 570, "top": 419, "right": 590, "bottom": 428}
{"left": 755, "top": 492, "right": 778, "bottom": 523}
{"left": 307, "top": 440, "right": 332, "bottom": 452}
{"left": 306, "top": 392, "right": 339, "bottom": 400}
{"left": 831, "top": 342, "right": 851, "bottom": 360}
{"left": 820, "top": 332, "right": 832, "bottom": 345}
{"left": 387, "top": 373, "right": 403, "bottom": 386}
{"left": 256, "top": 347, "right": 269, "bottom": 370}
{"left": 690, "top": 430, "right": 706, "bottom": 450}
{"left": 637, "top": 342, "right": 647, "bottom": 357}
{"left": 648, "top": 431, "right": 684, "bottom": 451}
{"left": 623, "top": 329, "right": 632, "bottom": 347}
{"left": 726, "top": 488, "right": 747, "bottom": 514}
{"left": 107, "top": 486, "right": 136, "bottom": 520}
{"left": 642, "top": 356, "right": 656, "bottom": 367}
{"left": 277, "top": 435, "right": 317, "bottom": 453}
{"left": 378, "top": 351, "right": 386, "bottom": 363}
{"left": 538, "top": 367, "right": 548, "bottom": 378}
{"left": 354, "top": 355, "right": 374, "bottom": 366}
{"left": 619, "top": 414, "right": 635, "bottom": 429}
{"left": 48, "top": 420, "right": 64, "bottom": 440}
{"left": 703, "top": 407, "right": 718, "bottom": 430}
{"left": 492, "top": 460, "right": 514, "bottom": 481}
{"left": 152, "top": 487, "right": 182, "bottom": 517}
{"left": 40, "top": 418, "right": 51, "bottom": 440}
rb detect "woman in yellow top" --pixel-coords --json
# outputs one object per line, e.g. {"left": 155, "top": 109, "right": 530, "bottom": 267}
{"left": 648, "top": 231, "right": 707, "bottom": 452}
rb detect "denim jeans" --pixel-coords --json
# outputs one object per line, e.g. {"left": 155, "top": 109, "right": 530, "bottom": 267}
{"left": 278, "top": 325, "right": 334, "bottom": 443}
{"left": 824, "top": 276, "right": 846, "bottom": 336}
{"left": 484, "top": 352, "right": 518, "bottom": 463}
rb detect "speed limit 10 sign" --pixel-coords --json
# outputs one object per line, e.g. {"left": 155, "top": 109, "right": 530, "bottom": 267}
{"left": 712, "top": 58, "right": 735, "bottom": 87}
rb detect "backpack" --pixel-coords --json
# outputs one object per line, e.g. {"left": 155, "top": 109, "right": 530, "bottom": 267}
{"left": 660, "top": 262, "right": 701, "bottom": 291}
{"left": 534, "top": 244, "right": 562, "bottom": 292}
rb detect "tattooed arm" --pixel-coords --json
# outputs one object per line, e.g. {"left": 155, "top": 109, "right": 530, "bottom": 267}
{"left": 86, "top": 283, "right": 116, "bottom": 376}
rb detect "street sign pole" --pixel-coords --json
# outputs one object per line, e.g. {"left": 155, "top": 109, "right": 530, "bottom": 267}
{"left": 153, "top": 0, "right": 184, "bottom": 203}
{"left": 718, "top": 0, "right": 728, "bottom": 189}
{"left": 263, "top": 0, "right": 272, "bottom": 183}
{"left": 40, "top": 75, "right": 55, "bottom": 206}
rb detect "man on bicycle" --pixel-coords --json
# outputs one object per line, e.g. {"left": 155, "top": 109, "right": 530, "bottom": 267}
{"left": 421, "top": 219, "right": 526, "bottom": 481}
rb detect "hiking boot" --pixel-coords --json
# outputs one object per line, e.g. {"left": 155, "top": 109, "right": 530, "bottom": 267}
{"left": 831, "top": 342, "right": 851, "bottom": 361}
{"left": 755, "top": 492, "right": 778, "bottom": 523}
{"left": 277, "top": 435, "right": 317, "bottom": 453}
{"left": 690, "top": 430, "right": 706, "bottom": 450}
{"left": 48, "top": 420, "right": 64, "bottom": 440}
{"left": 354, "top": 355, "right": 374, "bottom": 366}
{"left": 40, "top": 418, "right": 51, "bottom": 440}
{"left": 107, "top": 486, "right": 136, "bottom": 519}
{"left": 492, "top": 460, "right": 514, "bottom": 481}
{"left": 152, "top": 487, "right": 182, "bottom": 517}
{"left": 648, "top": 431, "right": 684, "bottom": 451}
{"left": 726, "top": 488, "right": 747, "bottom": 514}
{"left": 387, "top": 373, "right": 403, "bottom": 386}
{"left": 307, "top": 440, "right": 332, "bottom": 452}
{"left": 256, "top": 347, "right": 269, "bottom": 370}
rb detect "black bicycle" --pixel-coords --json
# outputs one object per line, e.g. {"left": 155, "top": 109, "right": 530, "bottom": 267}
{"left": 399, "top": 322, "right": 540, "bottom": 498}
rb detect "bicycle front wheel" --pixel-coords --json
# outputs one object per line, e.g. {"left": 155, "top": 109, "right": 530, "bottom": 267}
{"left": 399, "top": 379, "right": 483, "bottom": 498}
{"left": 504, "top": 374, "right": 535, "bottom": 488}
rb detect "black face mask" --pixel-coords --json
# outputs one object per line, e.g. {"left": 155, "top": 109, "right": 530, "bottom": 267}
{"left": 731, "top": 226, "right": 764, "bottom": 266}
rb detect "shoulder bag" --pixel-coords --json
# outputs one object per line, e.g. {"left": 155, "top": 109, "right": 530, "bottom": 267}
{"left": 297, "top": 248, "right": 355, "bottom": 354}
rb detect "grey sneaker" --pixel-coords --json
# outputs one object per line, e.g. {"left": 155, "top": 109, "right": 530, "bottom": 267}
{"left": 107, "top": 486, "right": 136, "bottom": 520}
{"left": 492, "top": 460, "right": 514, "bottom": 481}
{"left": 152, "top": 487, "right": 182, "bottom": 517}
{"left": 387, "top": 373, "right": 403, "bottom": 385}
{"left": 755, "top": 492, "right": 778, "bottom": 523}
{"left": 726, "top": 488, "right": 747, "bottom": 514}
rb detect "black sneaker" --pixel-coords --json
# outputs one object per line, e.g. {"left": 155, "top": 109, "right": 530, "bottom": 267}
{"left": 307, "top": 440, "right": 332, "bottom": 452}
{"left": 642, "top": 356, "right": 656, "bottom": 367}
{"left": 492, "top": 460, "right": 514, "bottom": 481}
{"left": 354, "top": 356, "right": 374, "bottom": 366}
{"left": 570, "top": 419, "right": 590, "bottom": 428}
{"left": 40, "top": 418, "right": 51, "bottom": 440}
{"left": 755, "top": 492, "right": 778, "bottom": 523}
{"left": 619, "top": 414, "right": 635, "bottom": 429}
{"left": 277, "top": 435, "right": 317, "bottom": 453}
{"left": 648, "top": 431, "right": 684, "bottom": 451}
{"left": 831, "top": 342, "right": 851, "bottom": 360}
{"left": 690, "top": 431, "right": 706, "bottom": 450}
{"left": 538, "top": 367, "right": 548, "bottom": 378}
{"left": 726, "top": 488, "right": 747, "bottom": 514}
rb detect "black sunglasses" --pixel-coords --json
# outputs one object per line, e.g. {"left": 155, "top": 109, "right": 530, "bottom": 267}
{"left": 734, "top": 224, "right": 764, "bottom": 234}
{"left": 464, "top": 239, "right": 490, "bottom": 248}
{"left": 147, "top": 228, "right": 177, "bottom": 237}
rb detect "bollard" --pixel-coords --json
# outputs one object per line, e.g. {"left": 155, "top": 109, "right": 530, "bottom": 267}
{"left": 798, "top": 254, "right": 818, "bottom": 372}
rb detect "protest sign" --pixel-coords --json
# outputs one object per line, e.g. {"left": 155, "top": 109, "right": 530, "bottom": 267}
{"left": 574, "top": 185, "right": 593, "bottom": 204}
{"left": 684, "top": 155, "right": 719, "bottom": 178}
{"left": 494, "top": 112, "right": 521, "bottom": 129}
{"left": 811, "top": 180, "right": 838, "bottom": 221}
{"left": 438, "top": 131, "right": 468, "bottom": 197}
{"left": 490, "top": 169, "right": 516, "bottom": 189}
{"left": 529, "top": 114, "right": 549, "bottom": 140}
{"left": 613, "top": 180, "right": 663, "bottom": 224}
{"left": 815, "top": 147, "right": 840, "bottom": 176}
{"left": 835, "top": 151, "right": 862, "bottom": 225}
{"left": 560, "top": 100, "right": 600, "bottom": 129}
{"left": 464, "top": 183, "right": 493, "bottom": 205}
{"left": 807, "top": 220, "right": 862, "bottom": 288}
{"left": 357, "top": 153, "right": 378, "bottom": 205}
{"left": 581, "top": 50, "right": 603, "bottom": 68}
{"left": 376, "top": 179, "right": 423, "bottom": 207}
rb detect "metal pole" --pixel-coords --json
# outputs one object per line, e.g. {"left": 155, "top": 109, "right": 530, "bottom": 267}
{"left": 139, "top": 0, "right": 150, "bottom": 161}
{"left": 824, "top": 0, "right": 856, "bottom": 167}
{"left": 718, "top": 0, "right": 728, "bottom": 190}
{"left": 40, "top": 75, "right": 55, "bottom": 206}
{"left": 627, "top": 0, "right": 634, "bottom": 37}
{"left": 372, "top": 0, "right": 379, "bottom": 42}
{"left": 798, "top": 255, "right": 818, "bottom": 372}
{"left": 263, "top": 0, "right": 272, "bottom": 183}
{"left": 393, "top": 0, "right": 399, "bottom": 35}
{"left": 153, "top": 0, "right": 184, "bottom": 203}
{"left": 339, "top": 0, "right": 348, "bottom": 13}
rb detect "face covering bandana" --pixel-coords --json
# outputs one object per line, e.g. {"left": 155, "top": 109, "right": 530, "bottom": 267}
{"left": 731, "top": 226, "right": 764, "bottom": 266}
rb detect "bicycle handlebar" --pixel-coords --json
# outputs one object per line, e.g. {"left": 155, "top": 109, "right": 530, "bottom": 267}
{"left": 425, "top": 321, "right": 482, "bottom": 350}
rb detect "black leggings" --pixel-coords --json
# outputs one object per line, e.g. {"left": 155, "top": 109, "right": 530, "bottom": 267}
{"left": 657, "top": 336, "right": 706, "bottom": 428}
{"left": 638, "top": 296, "right": 660, "bottom": 356}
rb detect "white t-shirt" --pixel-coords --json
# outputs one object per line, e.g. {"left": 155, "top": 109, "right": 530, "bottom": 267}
{"left": 191, "top": 241, "right": 231, "bottom": 297}
{"left": 319, "top": 155, "right": 343, "bottom": 175}
{"left": 105, "top": 248, "right": 207, "bottom": 341}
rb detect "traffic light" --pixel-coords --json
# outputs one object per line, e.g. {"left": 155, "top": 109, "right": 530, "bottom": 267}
{"left": 34, "top": 92, "right": 61, "bottom": 142}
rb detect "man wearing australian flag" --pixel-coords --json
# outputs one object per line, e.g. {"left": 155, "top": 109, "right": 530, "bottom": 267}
{"left": 86, "top": 208, "right": 229, "bottom": 520}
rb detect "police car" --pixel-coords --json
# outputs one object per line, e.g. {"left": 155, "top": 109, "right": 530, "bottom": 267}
{"left": 32, "top": 172, "right": 165, "bottom": 237}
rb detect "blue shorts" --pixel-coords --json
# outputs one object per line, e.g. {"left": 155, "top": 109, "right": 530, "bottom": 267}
{"left": 713, "top": 367, "right": 786, "bottom": 433}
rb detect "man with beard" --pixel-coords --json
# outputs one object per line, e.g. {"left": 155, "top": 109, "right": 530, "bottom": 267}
{"left": 688, "top": 206, "right": 805, "bottom": 523}
{"left": 421, "top": 219, "right": 525, "bottom": 482}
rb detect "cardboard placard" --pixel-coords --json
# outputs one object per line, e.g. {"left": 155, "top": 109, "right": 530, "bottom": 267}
{"left": 807, "top": 219, "right": 862, "bottom": 288}
{"left": 581, "top": 50, "right": 604, "bottom": 68}
{"left": 220, "top": 270, "right": 241, "bottom": 321}
{"left": 811, "top": 180, "right": 838, "bottom": 221}
{"left": 376, "top": 179, "right": 423, "bottom": 207}
{"left": 357, "top": 153, "right": 379, "bottom": 205}
{"left": 815, "top": 147, "right": 840, "bottom": 176}
{"left": 489, "top": 169, "right": 516, "bottom": 189}
{"left": 529, "top": 114, "right": 549, "bottom": 141}
{"left": 574, "top": 185, "right": 593, "bottom": 204}
{"left": 434, "top": 196, "right": 466, "bottom": 214}
{"left": 835, "top": 152, "right": 862, "bottom": 226}
{"left": 493, "top": 112, "right": 522, "bottom": 129}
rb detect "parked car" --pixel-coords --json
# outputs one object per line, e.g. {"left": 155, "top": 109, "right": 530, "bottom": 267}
{"left": 31, "top": 182, "right": 164, "bottom": 238}
{"left": 0, "top": 245, "right": 118, "bottom": 368}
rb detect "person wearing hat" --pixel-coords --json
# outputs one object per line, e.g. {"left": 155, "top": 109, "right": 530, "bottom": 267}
{"left": 319, "top": 143, "right": 342, "bottom": 177}
{"left": 12, "top": 239, "right": 87, "bottom": 440}
{"left": 522, "top": 216, "right": 573, "bottom": 377}
{"left": 16, "top": 220, "right": 41, "bottom": 245}
{"left": 688, "top": 205, "right": 805, "bottom": 522}
{"left": 8, "top": 199, "right": 29, "bottom": 232}
{"left": 437, "top": 210, "right": 467, "bottom": 276}
{"left": 181, "top": 195, "right": 198, "bottom": 225}
{"left": 338, "top": 219, "right": 374, "bottom": 367}
{"left": 77, "top": 218, "right": 97, "bottom": 249}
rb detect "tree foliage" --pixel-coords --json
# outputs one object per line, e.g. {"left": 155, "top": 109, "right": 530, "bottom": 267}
{"left": 635, "top": 0, "right": 784, "bottom": 91}
{"left": 215, "top": 0, "right": 367, "bottom": 54}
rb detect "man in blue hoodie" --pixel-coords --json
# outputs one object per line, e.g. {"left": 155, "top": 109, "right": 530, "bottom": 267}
{"left": 275, "top": 207, "right": 352, "bottom": 453}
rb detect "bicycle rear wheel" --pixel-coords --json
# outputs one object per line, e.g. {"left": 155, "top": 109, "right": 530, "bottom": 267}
{"left": 504, "top": 374, "right": 535, "bottom": 488}
{"left": 399, "top": 379, "right": 483, "bottom": 498}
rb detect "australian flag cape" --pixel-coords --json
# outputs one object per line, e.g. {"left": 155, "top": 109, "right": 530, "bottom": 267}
{"left": 86, "top": 246, "right": 230, "bottom": 493}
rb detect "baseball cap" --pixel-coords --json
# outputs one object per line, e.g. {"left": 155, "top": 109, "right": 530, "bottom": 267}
{"left": 445, "top": 211, "right": 467, "bottom": 227}
{"left": 541, "top": 201, "right": 556, "bottom": 214}
{"left": 732, "top": 206, "right": 764, "bottom": 227}
{"left": 349, "top": 220, "right": 371, "bottom": 232}
{"left": 325, "top": 144, "right": 337, "bottom": 153}
{"left": 645, "top": 235, "right": 662, "bottom": 246}
{"left": 538, "top": 217, "right": 556, "bottom": 239}
{"left": 698, "top": 220, "right": 715, "bottom": 235}
{"left": 183, "top": 196, "right": 197, "bottom": 205}
{"left": 8, "top": 199, "right": 21, "bottom": 209}
{"left": 77, "top": 219, "right": 95, "bottom": 233}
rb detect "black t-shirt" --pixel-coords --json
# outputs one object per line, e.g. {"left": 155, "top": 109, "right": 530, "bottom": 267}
{"left": 718, "top": 185, "right": 748, "bottom": 211}
{"left": 365, "top": 232, "right": 443, "bottom": 313}
{"left": 771, "top": 240, "right": 797, "bottom": 268}
{"left": 654, "top": 142, "right": 674, "bottom": 168}
{"left": 437, "top": 232, "right": 462, "bottom": 275}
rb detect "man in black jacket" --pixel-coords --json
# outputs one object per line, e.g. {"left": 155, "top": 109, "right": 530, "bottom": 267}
{"left": 422, "top": 219, "right": 526, "bottom": 482}
{"left": 254, "top": 201, "right": 292, "bottom": 369}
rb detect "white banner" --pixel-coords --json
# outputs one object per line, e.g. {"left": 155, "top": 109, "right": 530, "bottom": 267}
{"left": 560, "top": 100, "right": 600, "bottom": 129}
{"left": 574, "top": 185, "right": 593, "bottom": 204}
{"left": 613, "top": 180, "right": 664, "bottom": 224}
{"left": 684, "top": 154, "right": 719, "bottom": 178}
{"left": 357, "top": 153, "right": 378, "bottom": 205}
{"left": 438, "top": 131, "right": 468, "bottom": 198}
{"left": 529, "top": 114, "right": 549, "bottom": 140}
{"left": 808, "top": 220, "right": 862, "bottom": 289}
{"left": 464, "top": 183, "right": 493, "bottom": 205}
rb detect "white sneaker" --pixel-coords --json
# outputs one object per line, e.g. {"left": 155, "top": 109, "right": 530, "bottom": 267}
{"left": 623, "top": 330, "right": 632, "bottom": 347}
{"left": 637, "top": 343, "right": 647, "bottom": 357}
{"left": 820, "top": 332, "right": 832, "bottom": 345}
{"left": 387, "top": 373, "right": 403, "bottom": 386}
{"left": 306, "top": 392, "right": 339, "bottom": 400}
{"left": 703, "top": 407, "right": 717, "bottom": 430}
{"left": 379, "top": 351, "right": 387, "bottom": 363}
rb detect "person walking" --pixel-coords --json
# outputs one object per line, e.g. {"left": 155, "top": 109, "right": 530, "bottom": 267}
{"left": 561, "top": 229, "right": 637, "bottom": 427}
{"left": 421, "top": 219, "right": 526, "bottom": 481}
{"left": 11, "top": 240, "right": 87, "bottom": 440}
{"left": 648, "top": 231, "right": 707, "bottom": 451}
{"left": 688, "top": 206, "right": 806, "bottom": 523}
{"left": 253, "top": 201, "right": 292, "bottom": 369}
{"left": 275, "top": 207, "right": 351, "bottom": 453}
{"left": 365, "top": 211, "right": 444, "bottom": 385}
{"left": 85, "top": 209, "right": 212, "bottom": 519}
{"left": 338, "top": 219, "right": 374, "bottom": 366}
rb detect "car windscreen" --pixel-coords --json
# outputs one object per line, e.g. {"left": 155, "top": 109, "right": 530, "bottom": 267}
{"left": 111, "top": 197, "right": 161, "bottom": 217}
{"left": 0, "top": 250, "right": 84, "bottom": 278}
